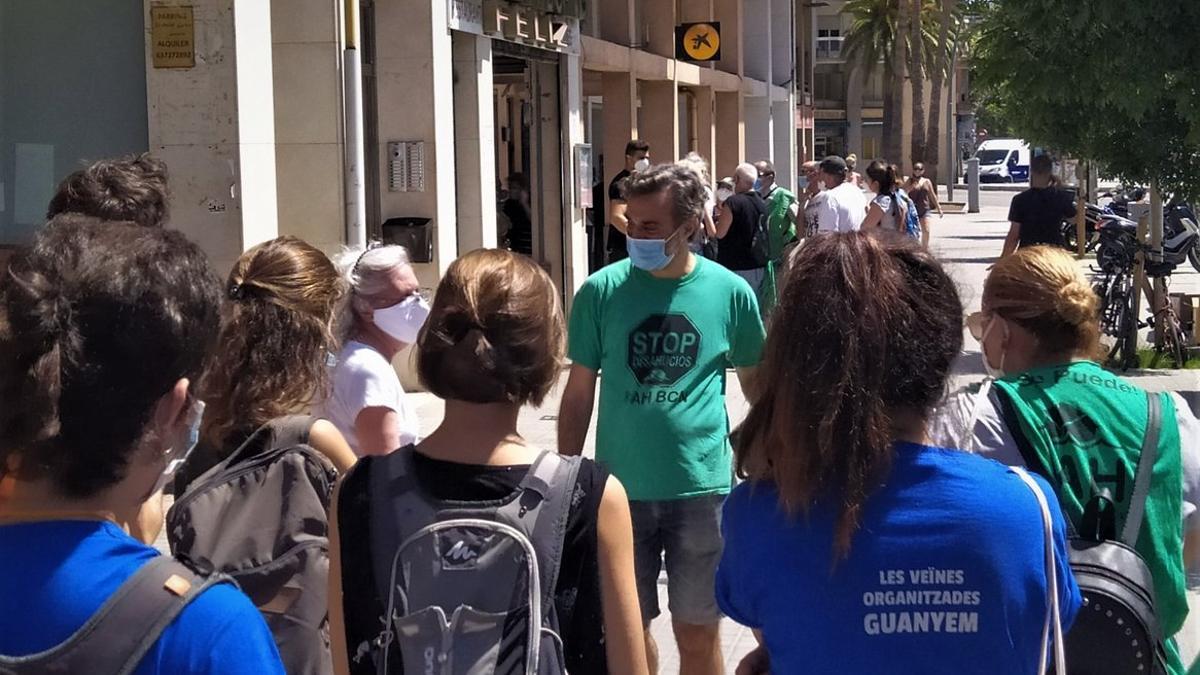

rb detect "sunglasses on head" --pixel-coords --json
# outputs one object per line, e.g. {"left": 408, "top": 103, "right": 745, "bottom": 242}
{"left": 966, "top": 311, "right": 992, "bottom": 340}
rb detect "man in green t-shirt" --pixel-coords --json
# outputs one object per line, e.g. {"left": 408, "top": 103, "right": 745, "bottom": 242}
{"left": 559, "top": 163, "right": 765, "bottom": 675}
{"left": 754, "top": 160, "right": 799, "bottom": 315}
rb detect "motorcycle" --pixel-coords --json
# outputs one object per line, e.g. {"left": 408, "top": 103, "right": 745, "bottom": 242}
{"left": 1093, "top": 210, "right": 1200, "bottom": 276}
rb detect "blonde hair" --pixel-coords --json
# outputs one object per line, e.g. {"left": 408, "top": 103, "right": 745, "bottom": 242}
{"left": 416, "top": 249, "right": 564, "bottom": 406}
{"left": 984, "top": 246, "right": 1100, "bottom": 358}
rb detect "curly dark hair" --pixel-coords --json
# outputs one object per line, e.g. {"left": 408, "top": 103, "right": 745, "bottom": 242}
{"left": 621, "top": 163, "right": 706, "bottom": 227}
{"left": 199, "top": 236, "right": 346, "bottom": 448}
{"left": 417, "top": 249, "right": 563, "bottom": 406}
{"left": 0, "top": 215, "right": 221, "bottom": 497}
{"left": 46, "top": 153, "right": 170, "bottom": 228}
{"left": 736, "top": 232, "right": 963, "bottom": 560}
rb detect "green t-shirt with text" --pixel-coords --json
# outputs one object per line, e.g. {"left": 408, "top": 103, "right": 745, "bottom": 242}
{"left": 568, "top": 257, "right": 765, "bottom": 501}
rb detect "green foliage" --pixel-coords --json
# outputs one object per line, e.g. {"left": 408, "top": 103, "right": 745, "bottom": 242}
{"left": 843, "top": 0, "right": 954, "bottom": 78}
{"left": 971, "top": 0, "right": 1200, "bottom": 197}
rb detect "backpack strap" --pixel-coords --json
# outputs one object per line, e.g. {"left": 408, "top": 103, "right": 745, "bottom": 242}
{"left": 203, "top": 415, "right": 318, "bottom": 479}
{"left": 994, "top": 385, "right": 1163, "bottom": 544}
{"left": 367, "top": 445, "right": 438, "bottom": 615}
{"left": 992, "top": 385, "right": 1080, "bottom": 538}
{"left": 496, "top": 452, "right": 583, "bottom": 620}
{"left": 1122, "top": 391, "right": 1161, "bottom": 546}
{"left": 0, "top": 557, "right": 224, "bottom": 675}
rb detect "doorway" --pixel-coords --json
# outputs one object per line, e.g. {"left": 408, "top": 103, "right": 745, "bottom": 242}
{"left": 492, "top": 44, "right": 565, "bottom": 294}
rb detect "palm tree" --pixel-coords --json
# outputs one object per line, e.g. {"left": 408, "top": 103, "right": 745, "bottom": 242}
{"left": 844, "top": 0, "right": 903, "bottom": 163}
{"left": 925, "top": 0, "right": 961, "bottom": 184}
{"left": 910, "top": 0, "right": 927, "bottom": 165}
{"left": 844, "top": 0, "right": 943, "bottom": 167}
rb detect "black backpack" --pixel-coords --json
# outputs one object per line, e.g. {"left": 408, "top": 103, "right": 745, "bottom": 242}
{"left": 996, "top": 388, "right": 1169, "bottom": 675}
{"left": 0, "top": 558, "right": 226, "bottom": 675}
{"left": 167, "top": 416, "right": 338, "bottom": 675}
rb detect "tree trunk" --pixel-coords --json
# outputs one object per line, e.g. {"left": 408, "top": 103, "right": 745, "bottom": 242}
{"left": 885, "top": 0, "right": 907, "bottom": 166}
{"left": 909, "top": 0, "right": 926, "bottom": 167}
{"left": 926, "top": 0, "right": 957, "bottom": 184}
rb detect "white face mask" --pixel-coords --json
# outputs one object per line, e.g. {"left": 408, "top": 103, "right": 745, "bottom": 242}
{"left": 633, "top": 157, "right": 651, "bottom": 172}
{"left": 715, "top": 187, "right": 734, "bottom": 202}
{"left": 980, "top": 315, "right": 1009, "bottom": 378}
{"left": 373, "top": 295, "right": 431, "bottom": 344}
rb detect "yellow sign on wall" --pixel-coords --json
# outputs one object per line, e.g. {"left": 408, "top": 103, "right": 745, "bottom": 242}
{"left": 151, "top": 6, "right": 195, "bottom": 69}
{"left": 675, "top": 22, "right": 721, "bottom": 62}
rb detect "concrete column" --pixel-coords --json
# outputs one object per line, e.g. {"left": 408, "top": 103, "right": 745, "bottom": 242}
{"left": 271, "top": 0, "right": 344, "bottom": 254}
{"left": 640, "top": 81, "right": 679, "bottom": 163}
{"left": 644, "top": 0, "right": 675, "bottom": 59}
{"left": 694, "top": 86, "right": 716, "bottom": 169}
{"left": 145, "top": 0, "right": 278, "bottom": 274}
{"left": 713, "top": 0, "right": 742, "bottom": 76}
{"left": 714, "top": 90, "right": 743, "bottom": 179}
{"left": 680, "top": 0, "right": 714, "bottom": 23}
{"left": 374, "top": 0, "right": 458, "bottom": 286}
{"left": 744, "top": 95, "right": 771, "bottom": 165}
{"left": 742, "top": 0, "right": 769, "bottom": 82}
{"left": 600, "top": 0, "right": 635, "bottom": 45}
{"left": 771, "top": 100, "right": 795, "bottom": 192}
{"left": 601, "top": 71, "right": 637, "bottom": 185}
{"left": 452, "top": 33, "right": 497, "bottom": 252}
{"left": 561, "top": 53, "right": 589, "bottom": 307}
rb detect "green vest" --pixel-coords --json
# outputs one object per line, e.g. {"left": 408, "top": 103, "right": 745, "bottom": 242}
{"left": 993, "top": 361, "right": 1188, "bottom": 674}
{"left": 759, "top": 186, "right": 797, "bottom": 315}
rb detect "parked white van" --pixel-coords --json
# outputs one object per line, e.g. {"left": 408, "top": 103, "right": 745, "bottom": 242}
{"left": 968, "top": 139, "right": 1031, "bottom": 183}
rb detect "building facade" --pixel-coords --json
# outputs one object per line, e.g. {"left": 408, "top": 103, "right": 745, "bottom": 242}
{"left": 1, "top": 0, "right": 797, "bottom": 309}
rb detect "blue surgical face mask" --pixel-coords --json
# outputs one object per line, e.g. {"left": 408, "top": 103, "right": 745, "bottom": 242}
{"left": 753, "top": 178, "right": 762, "bottom": 192}
{"left": 152, "top": 399, "right": 205, "bottom": 495}
{"left": 627, "top": 228, "right": 683, "bottom": 271}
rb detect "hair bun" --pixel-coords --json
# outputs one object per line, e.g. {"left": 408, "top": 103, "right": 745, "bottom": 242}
{"left": 1055, "top": 280, "right": 1098, "bottom": 326}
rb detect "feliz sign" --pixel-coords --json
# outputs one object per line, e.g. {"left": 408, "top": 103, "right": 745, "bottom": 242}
{"left": 481, "top": 0, "right": 577, "bottom": 54}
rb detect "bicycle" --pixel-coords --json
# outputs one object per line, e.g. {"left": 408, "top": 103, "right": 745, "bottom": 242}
{"left": 1092, "top": 238, "right": 1192, "bottom": 370}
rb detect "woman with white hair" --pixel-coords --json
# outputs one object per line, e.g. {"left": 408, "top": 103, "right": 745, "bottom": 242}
{"left": 676, "top": 152, "right": 719, "bottom": 255}
{"left": 320, "top": 243, "right": 426, "bottom": 456}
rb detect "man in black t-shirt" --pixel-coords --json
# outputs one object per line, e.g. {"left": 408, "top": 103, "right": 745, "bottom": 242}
{"left": 1002, "top": 154, "right": 1077, "bottom": 258}
{"left": 607, "top": 139, "right": 650, "bottom": 264}
{"left": 716, "top": 162, "right": 769, "bottom": 295}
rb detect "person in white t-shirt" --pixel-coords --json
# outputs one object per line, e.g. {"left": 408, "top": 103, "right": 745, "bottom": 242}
{"left": 321, "top": 243, "right": 427, "bottom": 456}
{"left": 812, "top": 155, "right": 867, "bottom": 233}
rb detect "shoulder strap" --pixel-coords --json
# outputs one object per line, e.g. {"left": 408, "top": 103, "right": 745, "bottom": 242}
{"left": 1122, "top": 391, "right": 1161, "bottom": 545}
{"left": 207, "top": 415, "right": 318, "bottom": 477}
{"left": 497, "top": 452, "right": 583, "bottom": 617}
{"left": 992, "top": 384, "right": 1079, "bottom": 538}
{"left": 0, "top": 558, "right": 224, "bottom": 675}
{"left": 269, "top": 414, "right": 318, "bottom": 448}
{"left": 367, "top": 445, "right": 437, "bottom": 608}
{"left": 992, "top": 384, "right": 1055, "bottom": 479}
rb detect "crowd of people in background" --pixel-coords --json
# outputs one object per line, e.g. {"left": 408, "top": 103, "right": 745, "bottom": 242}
{"left": 0, "top": 150, "right": 1196, "bottom": 675}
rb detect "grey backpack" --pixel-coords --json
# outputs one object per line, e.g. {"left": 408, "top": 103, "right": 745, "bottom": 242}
{"left": 0, "top": 557, "right": 225, "bottom": 675}
{"left": 167, "top": 415, "right": 338, "bottom": 675}
{"left": 360, "top": 447, "right": 581, "bottom": 675}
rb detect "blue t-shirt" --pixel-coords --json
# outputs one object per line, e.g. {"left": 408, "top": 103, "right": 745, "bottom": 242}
{"left": 716, "top": 443, "right": 1081, "bottom": 675}
{"left": 0, "top": 520, "right": 284, "bottom": 674}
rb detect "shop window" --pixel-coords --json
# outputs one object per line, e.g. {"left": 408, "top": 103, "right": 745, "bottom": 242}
{"left": 1, "top": 1, "right": 148, "bottom": 245}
